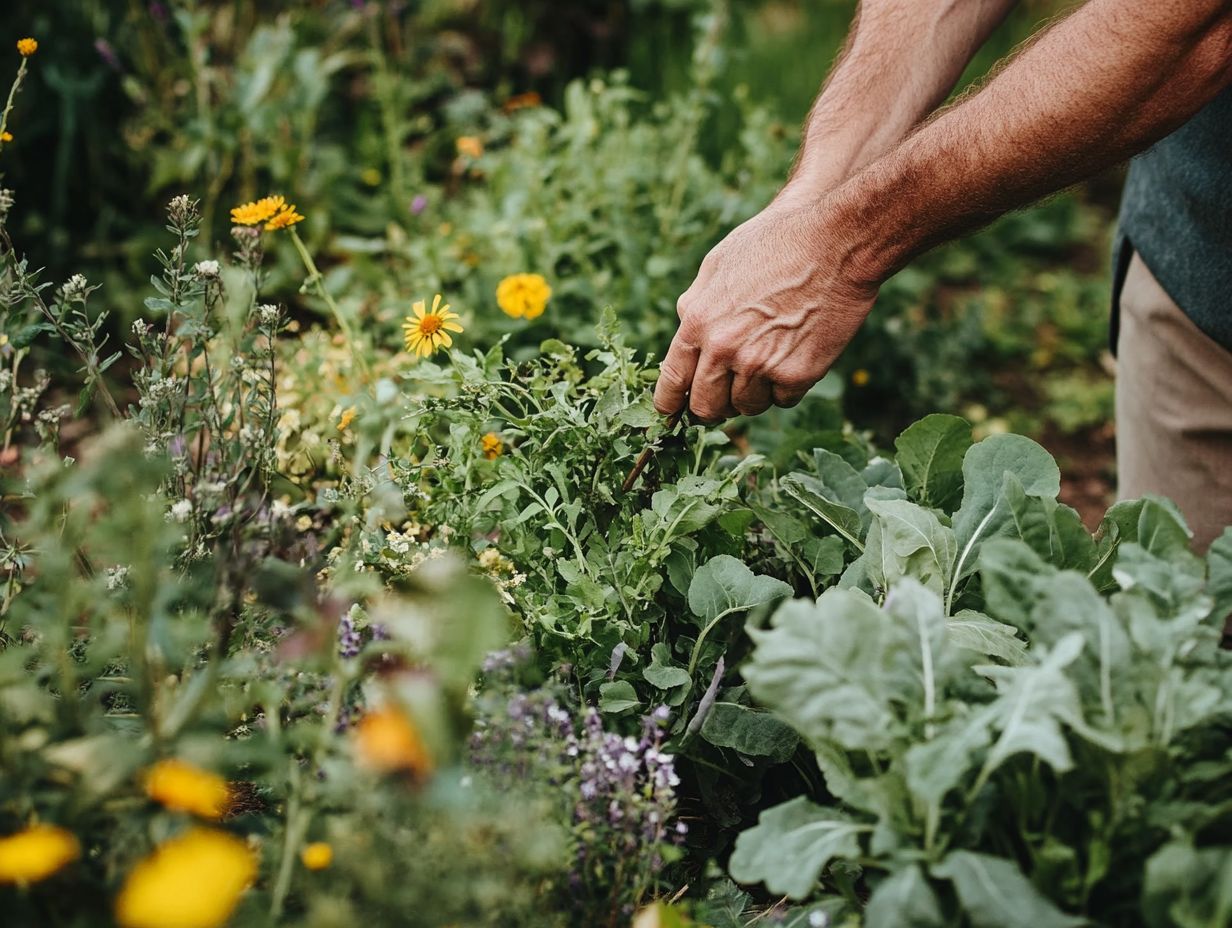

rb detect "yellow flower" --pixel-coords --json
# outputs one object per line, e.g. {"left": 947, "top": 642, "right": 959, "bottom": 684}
{"left": 402, "top": 294, "right": 463, "bottom": 358}
{"left": 115, "top": 828, "right": 257, "bottom": 928}
{"left": 230, "top": 195, "right": 286, "bottom": 226}
{"left": 354, "top": 706, "right": 433, "bottom": 776}
{"left": 336, "top": 406, "right": 357, "bottom": 431}
{"left": 496, "top": 273, "right": 552, "bottom": 320}
{"left": 455, "top": 135, "right": 483, "bottom": 159}
{"left": 851, "top": 368, "right": 870, "bottom": 387}
{"left": 265, "top": 205, "right": 305, "bottom": 231}
{"left": 144, "top": 759, "right": 231, "bottom": 820}
{"left": 300, "top": 842, "right": 333, "bottom": 870}
{"left": 360, "top": 167, "right": 382, "bottom": 186}
{"left": 1, "top": 131, "right": 12, "bottom": 143}
{"left": 481, "top": 432, "right": 503, "bottom": 460}
{"left": 0, "top": 824, "right": 79, "bottom": 885}
{"left": 16, "top": 38, "right": 37, "bottom": 57}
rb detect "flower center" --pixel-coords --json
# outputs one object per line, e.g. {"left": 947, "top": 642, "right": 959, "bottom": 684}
{"left": 419, "top": 315, "right": 443, "bottom": 336}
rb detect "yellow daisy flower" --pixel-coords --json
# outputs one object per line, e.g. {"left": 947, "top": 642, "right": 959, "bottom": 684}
{"left": 300, "top": 842, "right": 333, "bottom": 870}
{"left": 0, "top": 824, "right": 79, "bottom": 885}
{"left": 496, "top": 273, "right": 552, "bottom": 320}
{"left": 481, "top": 432, "right": 503, "bottom": 460}
{"left": 144, "top": 759, "right": 231, "bottom": 820}
{"left": 265, "top": 205, "right": 305, "bottom": 231}
{"left": 230, "top": 195, "right": 286, "bottom": 226}
{"left": 115, "top": 828, "right": 257, "bottom": 928}
{"left": 16, "top": 38, "right": 37, "bottom": 57}
{"left": 336, "top": 406, "right": 358, "bottom": 431}
{"left": 402, "top": 294, "right": 463, "bottom": 358}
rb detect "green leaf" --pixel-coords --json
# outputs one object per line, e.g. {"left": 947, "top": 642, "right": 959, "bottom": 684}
{"left": 951, "top": 434, "right": 1061, "bottom": 588}
{"left": 781, "top": 473, "right": 864, "bottom": 550}
{"left": 863, "top": 497, "right": 956, "bottom": 599}
{"left": 644, "top": 643, "right": 692, "bottom": 690}
{"left": 1142, "top": 841, "right": 1232, "bottom": 928}
{"left": 1002, "top": 475, "right": 1097, "bottom": 572}
{"left": 599, "top": 680, "right": 641, "bottom": 714}
{"left": 894, "top": 414, "right": 971, "bottom": 512}
{"left": 700, "top": 702, "right": 800, "bottom": 762}
{"left": 1208, "top": 527, "right": 1232, "bottom": 624}
{"left": 687, "top": 555, "right": 792, "bottom": 625}
{"left": 864, "top": 865, "right": 945, "bottom": 928}
{"left": 729, "top": 796, "right": 866, "bottom": 900}
{"left": 947, "top": 610, "right": 1028, "bottom": 665}
{"left": 933, "top": 851, "right": 1086, "bottom": 928}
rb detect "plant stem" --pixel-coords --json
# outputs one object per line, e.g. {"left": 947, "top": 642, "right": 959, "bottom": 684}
{"left": 288, "top": 228, "right": 371, "bottom": 381}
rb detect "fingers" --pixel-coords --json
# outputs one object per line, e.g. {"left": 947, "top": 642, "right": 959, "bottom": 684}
{"left": 731, "top": 372, "right": 773, "bottom": 417}
{"left": 772, "top": 381, "right": 810, "bottom": 408}
{"left": 688, "top": 355, "right": 735, "bottom": 422}
{"left": 653, "top": 335, "right": 700, "bottom": 416}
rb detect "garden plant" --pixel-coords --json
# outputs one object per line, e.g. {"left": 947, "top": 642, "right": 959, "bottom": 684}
{"left": 1, "top": 6, "right": 1228, "bottom": 928}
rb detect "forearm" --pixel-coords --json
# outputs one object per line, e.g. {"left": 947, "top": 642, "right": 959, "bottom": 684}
{"left": 781, "top": 0, "right": 1018, "bottom": 202}
{"left": 837, "top": 0, "right": 1232, "bottom": 283}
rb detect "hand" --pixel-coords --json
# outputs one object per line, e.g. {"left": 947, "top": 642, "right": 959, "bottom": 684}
{"left": 653, "top": 200, "right": 880, "bottom": 420}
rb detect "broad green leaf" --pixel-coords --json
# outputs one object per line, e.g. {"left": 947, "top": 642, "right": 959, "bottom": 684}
{"left": 1113, "top": 542, "right": 1206, "bottom": 616}
{"left": 1136, "top": 494, "right": 1193, "bottom": 560}
{"left": 864, "top": 865, "right": 945, "bottom": 928}
{"left": 811, "top": 448, "right": 871, "bottom": 518}
{"left": 951, "top": 435, "right": 1061, "bottom": 589}
{"left": 904, "top": 710, "right": 992, "bottom": 806}
{"left": 643, "top": 643, "right": 692, "bottom": 690}
{"left": 1142, "top": 841, "right": 1232, "bottom": 928}
{"left": 728, "top": 797, "right": 866, "bottom": 900}
{"left": 781, "top": 473, "right": 864, "bottom": 550}
{"left": 948, "top": 610, "right": 1028, "bottom": 665}
{"left": 700, "top": 702, "right": 800, "bottom": 762}
{"left": 1002, "top": 475, "right": 1097, "bottom": 572}
{"left": 745, "top": 591, "right": 900, "bottom": 751}
{"left": 599, "top": 680, "right": 641, "bottom": 714}
{"left": 863, "top": 497, "right": 957, "bottom": 599}
{"left": 862, "top": 456, "right": 906, "bottom": 492}
{"left": 687, "top": 555, "right": 793, "bottom": 625}
{"left": 980, "top": 538, "right": 1055, "bottom": 630}
{"left": 1208, "top": 527, "right": 1232, "bottom": 624}
{"left": 932, "top": 851, "right": 1086, "bottom": 928}
{"left": 894, "top": 414, "right": 971, "bottom": 512}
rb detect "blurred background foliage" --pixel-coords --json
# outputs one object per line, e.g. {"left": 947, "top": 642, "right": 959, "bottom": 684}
{"left": 0, "top": 0, "right": 1116, "bottom": 516}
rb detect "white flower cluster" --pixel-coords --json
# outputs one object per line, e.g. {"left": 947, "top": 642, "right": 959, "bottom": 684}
{"left": 60, "top": 274, "right": 89, "bottom": 301}
{"left": 193, "top": 260, "right": 221, "bottom": 279}
{"left": 167, "top": 499, "right": 193, "bottom": 523}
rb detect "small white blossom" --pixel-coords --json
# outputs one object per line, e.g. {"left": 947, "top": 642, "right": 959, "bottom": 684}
{"left": 193, "top": 260, "right": 221, "bottom": 279}
{"left": 60, "top": 274, "right": 89, "bottom": 301}
{"left": 105, "top": 566, "right": 131, "bottom": 591}
{"left": 167, "top": 499, "right": 193, "bottom": 523}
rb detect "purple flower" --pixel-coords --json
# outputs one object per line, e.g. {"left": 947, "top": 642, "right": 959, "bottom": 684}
{"left": 338, "top": 611, "right": 361, "bottom": 658}
{"left": 94, "top": 39, "right": 121, "bottom": 70}
{"left": 410, "top": 194, "right": 428, "bottom": 215}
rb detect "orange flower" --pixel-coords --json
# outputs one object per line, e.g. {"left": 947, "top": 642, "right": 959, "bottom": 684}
{"left": 230, "top": 195, "right": 286, "bottom": 226}
{"left": 0, "top": 824, "right": 78, "bottom": 884}
{"left": 265, "top": 205, "right": 305, "bottom": 231}
{"left": 455, "top": 136, "right": 483, "bottom": 159}
{"left": 402, "top": 294, "right": 463, "bottom": 357}
{"left": 16, "top": 38, "right": 38, "bottom": 57}
{"left": 354, "top": 706, "right": 433, "bottom": 776}
{"left": 481, "top": 432, "right": 503, "bottom": 460}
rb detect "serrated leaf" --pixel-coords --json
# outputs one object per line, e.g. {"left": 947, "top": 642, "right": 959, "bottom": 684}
{"left": 729, "top": 796, "right": 866, "bottom": 900}
{"left": 700, "top": 702, "right": 799, "bottom": 762}
{"left": 864, "top": 865, "right": 945, "bottom": 928}
{"left": 894, "top": 414, "right": 971, "bottom": 512}
{"left": 933, "top": 851, "right": 1086, "bottom": 928}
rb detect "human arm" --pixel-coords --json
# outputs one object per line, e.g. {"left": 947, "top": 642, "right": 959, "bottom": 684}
{"left": 778, "top": 0, "right": 1019, "bottom": 205}
{"left": 655, "top": 0, "right": 1232, "bottom": 420}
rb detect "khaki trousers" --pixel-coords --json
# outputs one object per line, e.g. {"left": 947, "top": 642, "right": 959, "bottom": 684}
{"left": 1116, "top": 251, "right": 1232, "bottom": 553}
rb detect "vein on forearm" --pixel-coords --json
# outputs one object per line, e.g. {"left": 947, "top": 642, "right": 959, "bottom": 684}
{"left": 842, "top": 0, "right": 1232, "bottom": 280}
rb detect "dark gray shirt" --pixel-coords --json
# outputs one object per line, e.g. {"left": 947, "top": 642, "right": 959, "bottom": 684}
{"left": 1114, "top": 87, "right": 1232, "bottom": 351}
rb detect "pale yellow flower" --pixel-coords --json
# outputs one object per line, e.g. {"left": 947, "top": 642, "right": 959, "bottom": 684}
{"left": 300, "top": 842, "right": 333, "bottom": 870}
{"left": 336, "top": 406, "right": 358, "bottom": 431}
{"left": 144, "top": 759, "right": 231, "bottom": 820}
{"left": 115, "top": 828, "right": 257, "bottom": 928}
{"left": 354, "top": 706, "right": 433, "bottom": 776}
{"left": 496, "top": 273, "right": 551, "bottom": 320}
{"left": 0, "top": 824, "right": 79, "bottom": 885}
{"left": 16, "top": 38, "right": 37, "bottom": 57}
{"left": 230, "top": 195, "right": 286, "bottom": 226}
{"left": 402, "top": 294, "right": 463, "bottom": 357}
